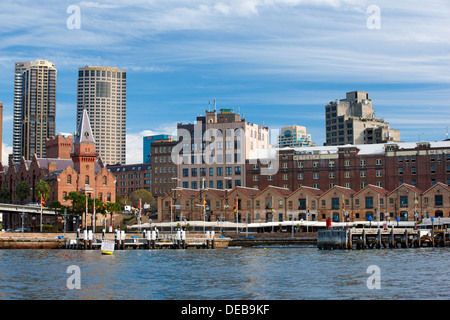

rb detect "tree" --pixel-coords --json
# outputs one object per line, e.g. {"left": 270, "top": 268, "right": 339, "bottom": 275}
{"left": 130, "top": 189, "right": 155, "bottom": 209}
{"left": 67, "top": 191, "right": 86, "bottom": 216}
{"left": 0, "top": 188, "right": 11, "bottom": 203}
{"left": 106, "top": 202, "right": 121, "bottom": 213}
{"left": 15, "top": 181, "right": 30, "bottom": 204}
{"left": 35, "top": 180, "right": 50, "bottom": 202}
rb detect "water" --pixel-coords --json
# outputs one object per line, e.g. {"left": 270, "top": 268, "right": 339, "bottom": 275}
{"left": 0, "top": 247, "right": 449, "bottom": 300}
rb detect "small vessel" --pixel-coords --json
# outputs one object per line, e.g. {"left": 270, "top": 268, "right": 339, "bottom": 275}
{"left": 101, "top": 240, "right": 115, "bottom": 255}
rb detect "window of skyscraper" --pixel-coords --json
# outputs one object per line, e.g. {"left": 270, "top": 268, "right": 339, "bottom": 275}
{"left": 96, "top": 81, "right": 111, "bottom": 98}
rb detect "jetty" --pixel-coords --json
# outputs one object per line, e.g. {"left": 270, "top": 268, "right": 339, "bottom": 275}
{"left": 66, "top": 230, "right": 230, "bottom": 250}
{"left": 318, "top": 227, "right": 450, "bottom": 250}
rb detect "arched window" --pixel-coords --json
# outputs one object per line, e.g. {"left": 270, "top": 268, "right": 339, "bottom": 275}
{"left": 106, "top": 193, "right": 111, "bottom": 202}
{"left": 85, "top": 175, "right": 90, "bottom": 185}
{"left": 103, "top": 176, "right": 107, "bottom": 185}
{"left": 67, "top": 175, "right": 72, "bottom": 184}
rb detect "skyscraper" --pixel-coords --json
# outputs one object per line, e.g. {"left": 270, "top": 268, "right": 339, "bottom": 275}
{"left": 277, "top": 125, "right": 315, "bottom": 148}
{"left": 324, "top": 91, "right": 400, "bottom": 146}
{"left": 77, "top": 65, "right": 127, "bottom": 165}
{"left": 13, "top": 60, "right": 57, "bottom": 162}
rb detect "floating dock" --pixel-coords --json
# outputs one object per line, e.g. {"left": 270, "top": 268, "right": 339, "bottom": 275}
{"left": 317, "top": 227, "right": 450, "bottom": 250}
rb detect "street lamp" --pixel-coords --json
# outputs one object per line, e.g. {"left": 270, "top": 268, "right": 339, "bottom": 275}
{"left": 80, "top": 184, "right": 94, "bottom": 231}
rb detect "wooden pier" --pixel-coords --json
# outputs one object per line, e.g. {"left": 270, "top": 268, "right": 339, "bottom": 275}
{"left": 66, "top": 230, "right": 228, "bottom": 250}
{"left": 317, "top": 227, "right": 450, "bottom": 250}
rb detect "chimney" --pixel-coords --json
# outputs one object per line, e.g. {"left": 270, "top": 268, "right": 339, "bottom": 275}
{"left": 48, "top": 162, "right": 56, "bottom": 173}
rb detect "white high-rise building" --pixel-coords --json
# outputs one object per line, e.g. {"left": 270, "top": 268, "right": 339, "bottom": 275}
{"left": 77, "top": 66, "right": 127, "bottom": 165}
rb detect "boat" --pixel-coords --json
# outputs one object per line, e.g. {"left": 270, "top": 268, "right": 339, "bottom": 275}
{"left": 101, "top": 240, "right": 115, "bottom": 255}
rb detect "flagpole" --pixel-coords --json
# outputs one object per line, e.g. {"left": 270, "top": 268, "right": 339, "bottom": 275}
{"left": 93, "top": 196, "right": 96, "bottom": 235}
{"left": 306, "top": 196, "right": 309, "bottom": 233}
{"left": 138, "top": 198, "right": 142, "bottom": 234}
{"left": 236, "top": 197, "right": 238, "bottom": 234}
{"left": 40, "top": 196, "right": 43, "bottom": 232}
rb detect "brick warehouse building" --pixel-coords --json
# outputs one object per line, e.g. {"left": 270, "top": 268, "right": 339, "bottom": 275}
{"left": 246, "top": 141, "right": 450, "bottom": 192}
{"left": 0, "top": 108, "right": 116, "bottom": 209}
{"left": 157, "top": 183, "right": 450, "bottom": 224}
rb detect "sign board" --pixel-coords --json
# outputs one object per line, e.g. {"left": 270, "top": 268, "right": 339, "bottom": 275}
{"left": 0, "top": 213, "right": 2, "bottom": 222}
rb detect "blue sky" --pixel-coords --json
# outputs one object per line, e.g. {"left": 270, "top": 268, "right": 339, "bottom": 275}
{"left": 1, "top": 0, "right": 449, "bottom": 164}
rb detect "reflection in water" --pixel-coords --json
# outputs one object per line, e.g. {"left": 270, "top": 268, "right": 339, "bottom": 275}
{"left": 0, "top": 247, "right": 449, "bottom": 300}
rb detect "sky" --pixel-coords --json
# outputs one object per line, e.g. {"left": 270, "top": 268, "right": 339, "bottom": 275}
{"left": 0, "top": 0, "right": 449, "bottom": 164}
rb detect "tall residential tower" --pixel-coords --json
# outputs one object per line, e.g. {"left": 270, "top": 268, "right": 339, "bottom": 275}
{"left": 77, "top": 65, "right": 127, "bottom": 165}
{"left": 325, "top": 91, "right": 401, "bottom": 146}
{"left": 13, "top": 60, "right": 57, "bottom": 162}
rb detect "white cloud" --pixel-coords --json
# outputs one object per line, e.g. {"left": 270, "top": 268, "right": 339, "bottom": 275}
{"left": 2, "top": 143, "right": 12, "bottom": 165}
{"left": 126, "top": 122, "right": 178, "bottom": 164}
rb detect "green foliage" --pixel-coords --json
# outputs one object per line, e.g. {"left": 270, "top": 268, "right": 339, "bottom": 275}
{"left": 0, "top": 187, "right": 11, "bottom": 203}
{"left": 106, "top": 202, "right": 121, "bottom": 213}
{"left": 35, "top": 180, "right": 50, "bottom": 201}
{"left": 15, "top": 181, "right": 30, "bottom": 203}
{"left": 130, "top": 189, "right": 155, "bottom": 208}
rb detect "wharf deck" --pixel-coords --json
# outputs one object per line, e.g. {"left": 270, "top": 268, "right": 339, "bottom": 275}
{"left": 318, "top": 227, "right": 450, "bottom": 250}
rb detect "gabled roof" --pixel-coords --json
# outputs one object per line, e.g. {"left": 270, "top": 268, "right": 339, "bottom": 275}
{"left": 257, "top": 185, "right": 292, "bottom": 197}
{"left": 388, "top": 183, "right": 422, "bottom": 196}
{"left": 228, "top": 186, "right": 260, "bottom": 198}
{"left": 203, "top": 188, "right": 226, "bottom": 199}
{"left": 422, "top": 182, "right": 450, "bottom": 194}
{"left": 288, "top": 185, "right": 322, "bottom": 198}
{"left": 320, "top": 185, "right": 356, "bottom": 198}
{"left": 354, "top": 184, "right": 389, "bottom": 197}
{"left": 37, "top": 158, "right": 74, "bottom": 171}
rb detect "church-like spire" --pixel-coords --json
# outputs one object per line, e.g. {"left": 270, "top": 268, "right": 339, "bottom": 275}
{"left": 74, "top": 108, "right": 95, "bottom": 145}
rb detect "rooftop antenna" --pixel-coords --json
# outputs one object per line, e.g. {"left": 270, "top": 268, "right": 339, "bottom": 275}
{"left": 214, "top": 98, "right": 216, "bottom": 111}
{"left": 208, "top": 100, "right": 210, "bottom": 111}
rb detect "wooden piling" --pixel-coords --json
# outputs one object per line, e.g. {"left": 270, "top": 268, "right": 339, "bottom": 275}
{"left": 390, "top": 229, "right": 394, "bottom": 248}
{"left": 362, "top": 229, "right": 366, "bottom": 249}
{"left": 377, "top": 229, "right": 381, "bottom": 249}
{"left": 403, "top": 229, "right": 408, "bottom": 248}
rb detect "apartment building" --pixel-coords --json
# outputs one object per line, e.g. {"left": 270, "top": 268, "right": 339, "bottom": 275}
{"left": 175, "top": 108, "right": 270, "bottom": 191}
{"left": 325, "top": 91, "right": 400, "bottom": 146}
{"left": 13, "top": 60, "right": 57, "bottom": 162}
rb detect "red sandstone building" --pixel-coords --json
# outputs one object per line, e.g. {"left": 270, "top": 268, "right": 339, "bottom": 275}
{"left": 157, "top": 182, "right": 450, "bottom": 224}
{"left": 246, "top": 141, "right": 450, "bottom": 192}
{"left": 0, "top": 109, "right": 116, "bottom": 208}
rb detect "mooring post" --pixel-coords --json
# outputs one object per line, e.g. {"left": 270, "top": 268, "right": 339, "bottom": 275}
{"left": 362, "top": 229, "right": 366, "bottom": 249}
{"left": 83, "top": 230, "right": 88, "bottom": 250}
{"left": 377, "top": 228, "right": 381, "bottom": 249}
{"left": 176, "top": 230, "right": 181, "bottom": 249}
{"left": 347, "top": 229, "right": 352, "bottom": 249}
{"left": 181, "top": 230, "right": 186, "bottom": 249}
{"left": 390, "top": 228, "right": 394, "bottom": 248}
{"left": 146, "top": 230, "right": 151, "bottom": 249}
{"left": 211, "top": 231, "right": 215, "bottom": 249}
{"left": 88, "top": 230, "right": 93, "bottom": 249}
{"left": 152, "top": 230, "right": 156, "bottom": 249}
{"left": 115, "top": 230, "right": 120, "bottom": 250}
{"left": 206, "top": 231, "right": 210, "bottom": 249}
{"left": 403, "top": 229, "right": 408, "bottom": 248}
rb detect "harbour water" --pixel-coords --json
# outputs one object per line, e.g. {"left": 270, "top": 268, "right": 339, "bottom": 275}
{"left": 0, "top": 246, "right": 449, "bottom": 300}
